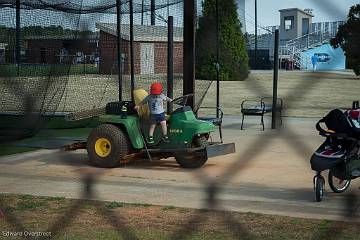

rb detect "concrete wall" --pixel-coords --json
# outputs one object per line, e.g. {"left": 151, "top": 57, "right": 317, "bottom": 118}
{"left": 26, "top": 39, "right": 97, "bottom": 64}
{"left": 301, "top": 43, "right": 345, "bottom": 71}
{"left": 280, "top": 9, "right": 313, "bottom": 41}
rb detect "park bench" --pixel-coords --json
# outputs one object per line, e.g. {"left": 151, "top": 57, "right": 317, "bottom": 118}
{"left": 196, "top": 107, "right": 224, "bottom": 143}
{"left": 241, "top": 97, "right": 283, "bottom": 131}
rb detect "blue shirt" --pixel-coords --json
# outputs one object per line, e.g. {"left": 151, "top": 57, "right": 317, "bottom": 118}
{"left": 311, "top": 55, "right": 319, "bottom": 65}
{"left": 141, "top": 94, "right": 172, "bottom": 114}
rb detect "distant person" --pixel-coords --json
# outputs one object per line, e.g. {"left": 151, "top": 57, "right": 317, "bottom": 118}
{"left": 59, "top": 47, "right": 68, "bottom": 64}
{"left": 94, "top": 56, "right": 100, "bottom": 67}
{"left": 311, "top": 54, "right": 319, "bottom": 71}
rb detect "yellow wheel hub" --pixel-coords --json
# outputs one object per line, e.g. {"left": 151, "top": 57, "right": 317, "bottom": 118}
{"left": 95, "top": 138, "right": 112, "bottom": 157}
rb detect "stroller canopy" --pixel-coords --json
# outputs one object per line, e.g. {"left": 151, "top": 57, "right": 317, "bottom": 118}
{"left": 322, "top": 109, "right": 355, "bottom": 135}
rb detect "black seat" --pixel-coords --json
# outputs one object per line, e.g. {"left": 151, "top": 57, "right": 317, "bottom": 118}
{"left": 241, "top": 99, "right": 266, "bottom": 130}
{"left": 241, "top": 97, "right": 283, "bottom": 130}
{"left": 196, "top": 107, "right": 223, "bottom": 143}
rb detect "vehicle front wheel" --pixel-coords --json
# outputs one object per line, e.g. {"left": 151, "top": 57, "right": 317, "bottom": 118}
{"left": 315, "top": 175, "right": 325, "bottom": 202}
{"left": 87, "top": 124, "right": 131, "bottom": 168}
{"left": 175, "top": 135, "right": 208, "bottom": 169}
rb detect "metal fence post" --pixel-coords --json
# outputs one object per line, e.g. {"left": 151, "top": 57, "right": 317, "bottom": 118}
{"left": 272, "top": 29, "right": 279, "bottom": 129}
{"left": 183, "top": 0, "right": 196, "bottom": 110}
{"left": 151, "top": 0, "right": 155, "bottom": 25}
{"left": 216, "top": 0, "right": 220, "bottom": 118}
{"left": 15, "top": 0, "right": 21, "bottom": 75}
{"left": 167, "top": 16, "right": 174, "bottom": 114}
{"left": 116, "top": 0, "right": 122, "bottom": 101}
{"left": 130, "top": 0, "right": 135, "bottom": 101}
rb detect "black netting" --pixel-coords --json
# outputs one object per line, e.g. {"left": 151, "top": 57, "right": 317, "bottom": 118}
{"left": 0, "top": 0, "right": 214, "bottom": 137}
{"left": 0, "top": 0, "right": 183, "bottom": 14}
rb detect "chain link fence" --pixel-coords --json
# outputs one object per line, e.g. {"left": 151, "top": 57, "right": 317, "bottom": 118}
{"left": 0, "top": 0, "right": 359, "bottom": 239}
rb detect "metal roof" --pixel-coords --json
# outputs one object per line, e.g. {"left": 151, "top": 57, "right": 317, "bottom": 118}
{"left": 25, "top": 32, "right": 99, "bottom": 40}
{"left": 279, "top": 8, "right": 314, "bottom": 17}
{"left": 96, "top": 22, "right": 183, "bottom": 42}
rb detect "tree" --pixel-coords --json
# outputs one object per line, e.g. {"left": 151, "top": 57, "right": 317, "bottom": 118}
{"left": 196, "top": 0, "right": 249, "bottom": 81}
{"left": 330, "top": 4, "right": 360, "bottom": 75}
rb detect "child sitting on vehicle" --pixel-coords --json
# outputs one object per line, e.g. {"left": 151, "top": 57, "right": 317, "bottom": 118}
{"left": 135, "top": 82, "right": 172, "bottom": 144}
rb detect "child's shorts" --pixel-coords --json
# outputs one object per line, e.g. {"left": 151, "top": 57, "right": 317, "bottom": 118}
{"left": 151, "top": 112, "right": 166, "bottom": 124}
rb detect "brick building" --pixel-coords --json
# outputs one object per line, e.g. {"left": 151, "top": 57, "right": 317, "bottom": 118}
{"left": 96, "top": 23, "right": 183, "bottom": 75}
{"left": 26, "top": 33, "right": 99, "bottom": 64}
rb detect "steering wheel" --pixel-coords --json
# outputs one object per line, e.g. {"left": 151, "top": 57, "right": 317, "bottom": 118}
{"left": 170, "top": 94, "right": 194, "bottom": 107}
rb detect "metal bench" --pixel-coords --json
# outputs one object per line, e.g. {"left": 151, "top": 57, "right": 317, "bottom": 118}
{"left": 241, "top": 97, "right": 283, "bottom": 130}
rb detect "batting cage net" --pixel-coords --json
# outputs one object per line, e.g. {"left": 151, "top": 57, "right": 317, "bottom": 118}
{"left": 0, "top": 0, "right": 216, "bottom": 138}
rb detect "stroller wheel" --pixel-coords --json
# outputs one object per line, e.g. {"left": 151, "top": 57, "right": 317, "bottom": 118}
{"left": 328, "top": 169, "right": 351, "bottom": 193}
{"left": 315, "top": 175, "right": 325, "bottom": 202}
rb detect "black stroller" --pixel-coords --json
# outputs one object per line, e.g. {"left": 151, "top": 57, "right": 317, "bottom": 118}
{"left": 311, "top": 109, "right": 360, "bottom": 202}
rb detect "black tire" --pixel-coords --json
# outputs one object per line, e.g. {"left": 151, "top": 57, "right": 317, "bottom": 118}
{"left": 175, "top": 135, "right": 208, "bottom": 169}
{"left": 315, "top": 176, "right": 325, "bottom": 202}
{"left": 328, "top": 169, "right": 351, "bottom": 193}
{"left": 87, "top": 124, "right": 131, "bottom": 168}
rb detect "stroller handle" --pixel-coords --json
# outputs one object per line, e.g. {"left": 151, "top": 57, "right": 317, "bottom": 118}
{"left": 316, "top": 119, "right": 357, "bottom": 140}
{"left": 316, "top": 118, "right": 328, "bottom": 136}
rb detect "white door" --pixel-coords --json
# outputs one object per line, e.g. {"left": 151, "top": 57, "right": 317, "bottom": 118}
{"left": 140, "top": 43, "right": 155, "bottom": 74}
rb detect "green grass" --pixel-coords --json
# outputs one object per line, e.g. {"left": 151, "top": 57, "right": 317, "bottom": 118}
{"left": 105, "top": 201, "right": 125, "bottom": 209}
{"left": 1, "top": 194, "right": 360, "bottom": 240}
{"left": 15, "top": 200, "right": 48, "bottom": 210}
{"left": 161, "top": 205, "right": 176, "bottom": 211}
{"left": 0, "top": 144, "right": 38, "bottom": 156}
{"left": 0, "top": 64, "right": 99, "bottom": 77}
{"left": 203, "top": 70, "right": 360, "bottom": 117}
{"left": 0, "top": 127, "right": 95, "bottom": 156}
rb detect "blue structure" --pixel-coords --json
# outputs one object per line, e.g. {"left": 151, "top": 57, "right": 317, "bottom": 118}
{"left": 301, "top": 44, "right": 346, "bottom": 71}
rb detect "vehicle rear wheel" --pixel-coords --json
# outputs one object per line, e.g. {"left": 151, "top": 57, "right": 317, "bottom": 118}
{"left": 87, "top": 124, "right": 131, "bottom": 168}
{"left": 328, "top": 169, "right": 351, "bottom": 193}
{"left": 175, "top": 135, "right": 208, "bottom": 169}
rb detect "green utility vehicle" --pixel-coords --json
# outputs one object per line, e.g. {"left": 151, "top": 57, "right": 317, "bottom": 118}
{"left": 85, "top": 89, "right": 235, "bottom": 168}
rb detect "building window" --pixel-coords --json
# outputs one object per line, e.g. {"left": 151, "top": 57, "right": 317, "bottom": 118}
{"left": 284, "top": 16, "right": 294, "bottom": 31}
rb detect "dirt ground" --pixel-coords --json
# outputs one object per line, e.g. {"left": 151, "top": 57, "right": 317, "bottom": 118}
{"left": 1, "top": 117, "right": 359, "bottom": 222}
{"left": 202, "top": 70, "right": 360, "bottom": 117}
